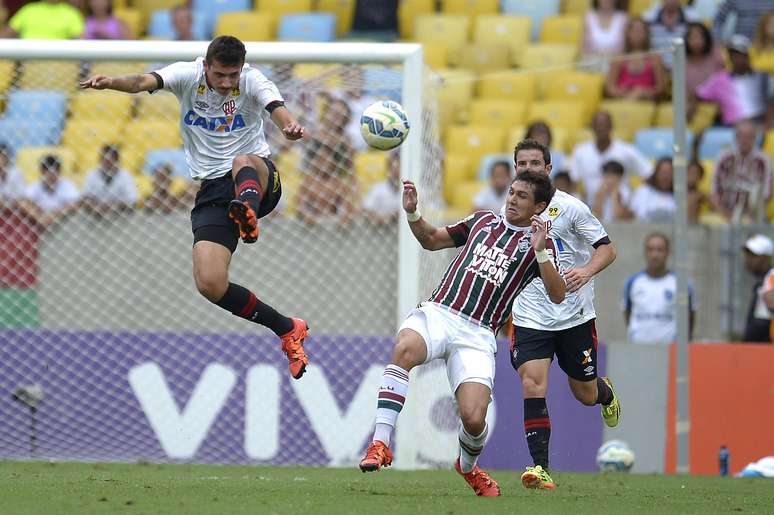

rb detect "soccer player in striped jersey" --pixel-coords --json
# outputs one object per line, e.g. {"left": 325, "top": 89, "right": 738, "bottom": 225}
{"left": 359, "top": 171, "right": 566, "bottom": 497}
{"left": 509, "top": 139, "right": 620, "bottom": 491}
{"left": 79, "top": 36, "right": 310, "bottom": 379}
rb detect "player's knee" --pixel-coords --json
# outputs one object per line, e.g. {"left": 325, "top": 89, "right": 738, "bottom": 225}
{"left": 391, "top": 338, "right": 423, "bottom": 371}
{"left": 194, "top": 272, "right": 227, "bottom": 302}
{"left": 571, "top": 383, "right": 597, "bottom": 406}
{"left": 459, "top": 404, "right": 487, "bottom": 435}
{"left": 520, "top": 375, "right": 547, "bottom": 397}
{"left": 232, "top": 154, "right": 253, "bottom": 171}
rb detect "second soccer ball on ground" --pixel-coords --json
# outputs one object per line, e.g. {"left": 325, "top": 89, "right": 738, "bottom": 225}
{"left": 360, "top": 100, "right": 410, "bottom": 151}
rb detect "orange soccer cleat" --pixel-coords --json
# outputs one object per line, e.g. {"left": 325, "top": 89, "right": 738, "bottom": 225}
{"left": 228, "top": 199, "right": 260, "bottom": 243}
{"left": 280, "top": 317, "right": 309, "bottom": 379}
{"left": 455, "top": 458, "right": 501, "bottom": 496}
{"left": 359, "top": 440, "right": 393, "bottom": 472}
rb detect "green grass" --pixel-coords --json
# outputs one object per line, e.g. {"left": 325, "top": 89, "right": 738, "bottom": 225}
{"left": 1, "top": 461, "right": 772, "bottom": 515}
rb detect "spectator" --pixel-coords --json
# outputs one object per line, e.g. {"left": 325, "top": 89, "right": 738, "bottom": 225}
{"left": 552, "top": 170, "right": 580, "bottom": 198}
{"left": 352, "top": 0, "right": 398, "bottom": 34}
{"left": 569, "top": 110, "right": 652, "bottom": 205}
{"left": 685, "top": 22, "right": 726, "bottom": 112}
{"left": 605, "top": 17, "right": 667, "bottom": 100}
{"left": 81, "top": 144, "right": 137, "bottom": 216}
{"left": 83, "top": 0, "right": 129, "bottom": 40}
{"left": 751, "top": 12, "right": 774, "bottom": 73}
{"left": 592, "top": 160, "right": 633, "bottom": 222}
{"left": 623, "top": 232, "right": 696, "bottom": 344}
{"left": 686, "top": 159, "right": 711, "bottom": 224}
{"left": 741, "top": 233, "right": 774, "bottom": 343}
{"left": 171, "top": 4, "right": 194, "bottom": 41}
{"left": 524, "top": 121, "right": 567, "bottom": 174}
{"left": 363, "top": 151, "right": 401, "bottom": 225}
{"left": 714, "top": 0, "right": 774, "bottom": 41}
{"left": 21, "top": 154, "right": 80, "bottom": 227}
{"left": 0, "top": 143, "right": 25, "bottom": 208}
{"left": 339, "top": 66, "right": 380, "bottom": 152}
{"left": 0, "top": 0, "right": 84, "bottom": 39}
{"left": 629, "top": 157, "right": 676, "bottom": 222}
{"left": 582, "top": 0, "right": 628, "bottom": 61}
{"left": 696, "top": 34, "right": 772, "bottom": 126}
{"left": 643, "top": 0, "right": 700, "bottom": 68}
{"left": 143, "top": 163, "right": 186, "bottom": 214}
{"left": 473, "top": 160, "right": 512, "bottom": 212}
{"left": 711, "top": 119, "right": 773, "bottom": 222}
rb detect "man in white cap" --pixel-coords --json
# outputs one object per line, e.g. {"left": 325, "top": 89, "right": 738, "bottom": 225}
{"left": 742, "top": 234, "right": 774, "bottom": 343}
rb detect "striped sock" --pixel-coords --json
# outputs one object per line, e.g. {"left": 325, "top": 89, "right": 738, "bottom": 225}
{"left": 372, "top": 364, "right": 409, "bottom": 447}
{"left": 524, "top": 397, "right": 551, "bottom": 469}
{"left": 234, "top": 166, "right": 263, "bottom": 213}
{"left": 458, "top": 423, "right": 489, "bottom": 473}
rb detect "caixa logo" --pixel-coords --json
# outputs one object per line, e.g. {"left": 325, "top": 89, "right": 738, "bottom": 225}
{"left": 183, "top": 110, "right": 246, "bottom": 132}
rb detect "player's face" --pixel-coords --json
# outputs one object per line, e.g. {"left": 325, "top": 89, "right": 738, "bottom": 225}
{"left": 204, "top": 59, "right": 243, "bottom": 95}
{"left": 505, "top": 180, "right": 543, "bottom": 225}
{"left": 644, "top": 236, "right": 669, "bottom": 272}
{"left": 514, "top": 149, "right": 550, "bottom": 175}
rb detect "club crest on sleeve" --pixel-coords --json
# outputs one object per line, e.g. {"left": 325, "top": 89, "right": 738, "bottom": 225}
{"left": 197, "top": 84, "right": 206, "bottom": 95}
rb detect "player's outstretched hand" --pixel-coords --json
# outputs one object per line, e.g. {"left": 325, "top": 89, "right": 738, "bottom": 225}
{"left": 79, "top": 75, "right": 112, "bottom": 90}
{"left": 282, "top": 122, "right": 304, "bottom": 140}
{"left": 530, "top": 214, "right": 547, "bottom": 251}
{"left": 402, "top": 180, "right": 418, "bottom": 214}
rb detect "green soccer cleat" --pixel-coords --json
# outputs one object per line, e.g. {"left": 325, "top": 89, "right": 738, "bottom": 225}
{"left": 600, "top": 376, "right": 621, "bottom": 428}
{"left": 521, "top": 465, "right": 556, "bottom": 490}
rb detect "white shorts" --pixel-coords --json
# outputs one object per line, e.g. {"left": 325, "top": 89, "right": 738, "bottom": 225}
{"left": 399, "top": 302, "right": 497, "bottom": 393}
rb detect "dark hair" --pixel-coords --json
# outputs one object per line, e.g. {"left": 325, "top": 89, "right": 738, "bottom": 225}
{"left": 86, "top": 0, "right": 113, "bottom": 17}
{"left": 592, "top": 0, "right": 623, "bottom": 9}
{"left": 645, "top": 231, "right": 670, "bottom": 251}
{"left": 101, "top": 144, "right": 119, "bottom": 160}
{"left": 524, "top": 121, "right": 552, "bottom": 146}
{"left": 206, "top": 36, "right": 246, "bottom": 66}
{"left": 624, "top": 17, "right": 651, "bottom": 53}
{"left": 40, "top": 154, "right": 61, "bottom": 172}
{"left": 172, "top": 4, "right": 191, "bottom": 16}
{"left": 0, "top": 143, "right": 8, "bottom": 159}
{"left": 602, "top": 160, "right": 625, "bottom": 176}
{"left": 490, "top": 160, "right": 512, "bottom": 176}
{"left": 514, "top": 170, "right": 555, "bottom": 206}
{"left": 553, "top": 170, "right": 572, "bottom": 182}
{"left": 687, "top": 159, "right": 705, "bottom": 179}
{"left": 514, "top": 138, "right": 551, "bottom": 166}
{"left": 647, "top": 157, "right": 673, "bottom": 190}
{"left": 686, "top": 22, "right": 713, "bottom": 57}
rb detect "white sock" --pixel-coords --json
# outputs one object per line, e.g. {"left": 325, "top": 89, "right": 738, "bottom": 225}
{"left": 458, "top": 423, "right": 488, "bottom": 473}
{"left": 372, "top": 364, "right": 409, "bottom": 447}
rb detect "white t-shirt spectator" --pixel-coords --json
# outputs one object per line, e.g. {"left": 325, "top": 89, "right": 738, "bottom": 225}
{"left": 473, "top": 186, "right": 507, "bottom": 212}
{"left": 629, "top": 183, "right": 675, "bottom": 222}
{"left": 82, "top": 168, "right": 138, "bottom": 205}
{"left": 622, "top": 270, "right": 696, "bottom": 344}
{"left": 598, "top": 183, "right": 632, "bottom": 223}
{"left": 569, "top": 139, "right": 652, "bottom": 205}
{"left": 583, "top": 10, "right": 628, "bottom": 57}
{"left": 362, "top": 180, "right": 401, "bottom": 216}
{"left": 0, "top": 167, "right": 26, "bottom": 202}
{"left": 25, "top": 179, "right": 80, "bottom": 212}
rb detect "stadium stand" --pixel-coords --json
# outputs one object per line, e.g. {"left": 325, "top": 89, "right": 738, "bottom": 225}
{"left": 277, "top": 13, "right": 337, "bottom": 42}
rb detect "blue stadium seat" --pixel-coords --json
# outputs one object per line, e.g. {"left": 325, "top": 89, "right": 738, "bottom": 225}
{"left": 698, "top": 127, "right": 735, "bottom": 161}
{"left": 634, "top": 128, "right": 694, "bottom": 160}
{"left": 191, "top": 0, "right": 251, "bottom": 36}
{"left": 148, "top": 9, "right": 209, "bottom": 40}
{"left": 362, "top": 67, "right": 402, "bottom": 100}
{"left": 5, "top": 90, "right": 66, "bottom": 121}
{"left": 501, "top": 0, "right": 560, "bottom": 40}
{"left": 0, "top": 91, "right": 66, "bottom": 153}
{"left": 0, "top": 119, "right": 63, "bottom": 154}
{"left": 277, "top": 13, "right": 337, "bottom": 42}
{"left": 142, "top": 149, "right": 189, "bottom": 178}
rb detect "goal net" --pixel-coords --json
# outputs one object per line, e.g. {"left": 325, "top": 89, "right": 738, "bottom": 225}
{"left": 0, "top": 40, "right": 458, "bottom": 468}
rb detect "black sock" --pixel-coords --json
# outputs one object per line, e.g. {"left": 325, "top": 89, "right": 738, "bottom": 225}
{"left": 234, "top": 166, "right": 263, "bottom": 213}
{"left": 596, "top": 377, "right": 613, "bottom": 406}
{"left": 215, "top": 282, "right": 293, "bottom": 336}
{"left": 524, "top": 397, "right": 550, "bottom": 470}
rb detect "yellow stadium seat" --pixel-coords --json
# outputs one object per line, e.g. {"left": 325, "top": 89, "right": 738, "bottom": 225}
{"left": 318, "top": 0, "right": 355, "bottom": 35}
{"left": 445, "top": 125, "right": 507, "bottom": 176}
{"left": 654, "top": 102, "right": 672, "bottom": 126}
{"left": 690, "top": 102, "right": 718, "bottom": 134}
{"left": 505, "top": 125, "right": 526, "bottom": 152}
{"left": 443, "top": 152, "right": 473, "bottom": 203}
{"left": 89, "top": 62, "right": 149, "bottom": 78}
{"left": 628, "top": 0, "right": 654, "bottom": 16}
{"left": 114, "top": 7, "right": 143, "bottom": 38}
{"left": 435, "top": 68, "right": 476, "bottom": 125}
{"left": 414, "top": 15, "right": 471, "bottom": 61}
{"left": 135, "top": 174, "right": 153, "bottom": 202}
{"left": 136, "top": 92, "right": 180, "bottom": 120}
{"left": 527, "top": 101, "right": 585, "bottom": 131}
{"left": 517, "top": 43, "right": 577, "bottom": 69}
{"left": 354, "top": 151, "right": 388, "bottom": 193}
{"left": 699, "top": 159, "right": 714, "bottom": 196}
{"left": 256, "top": 0, "right": 313, "bottom": 19}
{"left": 571, "top": 127, "right": 593, "bottom": 150}
{"left": 121, "top": 120, "right": 182, "bottom": 174}
{"left": 455, "top": 43, "right": 511, "bottom": 73}
{"left": 452, "top": 180, "right": 487, "bottom": 213}
{"left": 17, "top": 61, "right": 79, "bottom": 91}
{"left": 131, "top": 0, "right": 184, "bottom": 27}
{"left": 540, "top": 15, "right": 583, "bottom": 48}
{"left": 477, "top": 70, "right": 537, "bottom": 102}
{"left": 16, "top": 146, "right": 76, "bottom": 184}
{"left": 398, "top": 0, "right": 435, "bottom": 39}
{"left": 62, "top": 120, "right": 124, "bottom": 173}
{"left": 562, "top": 0, "right": 591, "bottom": 15}
{"left": 441, "top": 0, "right": 499, "bottom": 16}
{"left": 543, "top": 71, "right": 604, "bottom": 123}
{"left": 423, "top": 43, "right": 449, "bottom": 69}
{"left": 215, "top": 12, "right": 274, "bottom": 41}
{"left": 598, "top": 100, "right": 655, "bottom": 141}
{"left": 765, "top": 131, "right": 774, "bottom": 162}
{"left": 473, "top": 15, "right": 531, "bottom": 66}
{"left": 69, "top": 92, "right": 133, "bottom": 123}
{"left": 506, "top": 125, "right": 571, "bottom": 154}
{"left": 0, "top": 60, "right": 16, "bottom": 95}
{"left": 275, "top": 151, "right": 303, "bottom": 214}
{"left": 469, "top": 99, "right": 528, "bottom": 127}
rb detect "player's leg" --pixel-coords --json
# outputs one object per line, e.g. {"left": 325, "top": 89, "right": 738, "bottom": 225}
{"left": 228, "top": 154, "right": 272, "bottom": 243}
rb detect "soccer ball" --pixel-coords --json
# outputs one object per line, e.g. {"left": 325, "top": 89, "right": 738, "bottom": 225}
{"left": 596, "top": 440, "right": 635, "bottom": 472}
{"left": 359, "top": 100, "right": 410, "bottom": 150}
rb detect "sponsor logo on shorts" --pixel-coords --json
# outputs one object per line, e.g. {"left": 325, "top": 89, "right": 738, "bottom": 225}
{"left": 273, "top": 172, "right": 281, "bottom": 193}
{"left": 511, "top": 347, "right": 518, "bottom": 362}
{"left": 582, "top": 347, "right": 593, "bottom": 364}
{"left": 584, "top": 365, "right": 595, "bottom": 376}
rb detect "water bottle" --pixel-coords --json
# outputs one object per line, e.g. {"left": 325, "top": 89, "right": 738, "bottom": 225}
{"left": 719, "top": 445, "right": 729, "bottom": 476}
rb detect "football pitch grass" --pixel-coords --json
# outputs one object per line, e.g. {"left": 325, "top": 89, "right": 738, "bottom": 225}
{"left": 2, "top": 461, "right": 772, "bottom": 515}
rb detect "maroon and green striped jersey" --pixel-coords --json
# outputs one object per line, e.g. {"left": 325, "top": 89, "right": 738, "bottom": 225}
{"left": 428, "top": 211, "right": 557, "bottom": 333}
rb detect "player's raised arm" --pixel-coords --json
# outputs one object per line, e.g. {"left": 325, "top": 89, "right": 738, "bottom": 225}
{"left": 531, "top": 215, "right": 566, "bottom": 304}
{"left": 269, "top": 104, "right": 305, "bottom": 141}
{"left": 402, "top": 180, "right": 456, "bottom": 251}
{"left": 79, "top": 73, "right": 160, "bottom": 94}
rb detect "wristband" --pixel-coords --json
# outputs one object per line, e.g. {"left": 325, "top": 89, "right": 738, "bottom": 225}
{"left": 406, "top": 209, "right": 421, "bottom": 222}
{"left": 535, "top": 249, "right": 550, "bottom": 263}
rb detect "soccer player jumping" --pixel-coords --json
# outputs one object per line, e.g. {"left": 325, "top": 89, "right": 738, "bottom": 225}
{"left": 80, "top": 36, "right": 310, "bottom": 379}
{"left": 510, "top": 139, "right": 621, "bottom": 490}
{"left": 359, "top": 171, "right": 566, "bottom": 497}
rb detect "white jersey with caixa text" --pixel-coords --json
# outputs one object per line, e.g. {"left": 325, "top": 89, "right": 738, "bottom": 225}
{"left": 512, "top": 189, "right": 609, "bottom": 331}
{"left": 154, "top": 57, "right": 283, "bottom": 180}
